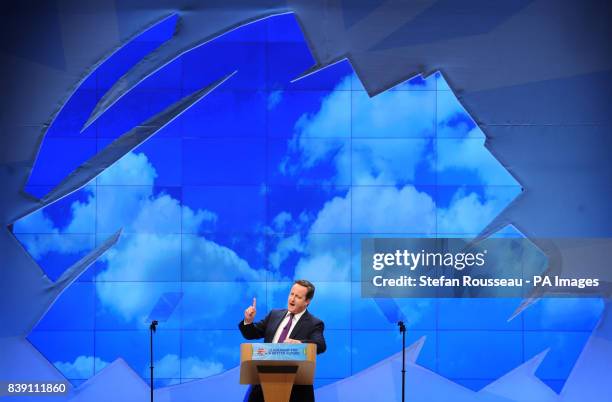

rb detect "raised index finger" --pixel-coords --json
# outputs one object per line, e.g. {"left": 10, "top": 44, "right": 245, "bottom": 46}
{"left": 252, "top": 297, "right": 257, "bottom": 308}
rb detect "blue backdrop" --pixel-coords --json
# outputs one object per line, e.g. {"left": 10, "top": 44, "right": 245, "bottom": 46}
{"left": 2, "top": 2, "right": 611, "bottom": 401}
{"left": 11, "top": 13, "right": 603, "bottom": 395}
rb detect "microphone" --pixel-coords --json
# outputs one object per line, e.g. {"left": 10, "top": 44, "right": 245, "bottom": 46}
{"left": 149, "top": 320, "right": 159, "bottom": 402}
{"left": 150, "top": 320, "right": 159, "bottom": 332}
{"left": 397, "top": 320, "right": 407, "bottom": 402}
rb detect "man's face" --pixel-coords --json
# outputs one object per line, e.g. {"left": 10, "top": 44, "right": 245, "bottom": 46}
{"left": 287, "top": 283, "right": 310, "bottom": 314}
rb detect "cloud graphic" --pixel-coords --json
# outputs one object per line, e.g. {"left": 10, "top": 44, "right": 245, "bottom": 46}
{"left": 97, "top": 152, "right": 158, "bottom": 186}
{"left": 181, "top": 235, "right": 266, "bottom": 281}
{"left": 54, "top": 355, "right": 110, "bottom": 380}
{"left": 94, "top": 153, "right": 265, "bottom": 323}
{"left": 267, "top": 90, "right": 283, "bottom": 110}
{"left": 269, "top": 233, "right": 303, "bottom": 270}
{"left": 181, "top": 356, "right": 224, "bottom": 379}
{"left": 14, "top": 188, "right": 96, "bottom": 258}
{"left": 19, "top": 151, "right": 264, "bottom": 325}
{"left": 351, "top": 138, "right": 432, "bottom": 185}
{"left": 15, "top": 232, "right": 92, "bottom": 260}
{"left": 438, "top": 187, "right": 520, "bottom": 234}
{"left": 436, "top": 128, "right": 518, "bottom": 186}
{"left": 274, "top": 70, "right": 521, "bottom": 287}
{"left": 148, "top": 353, "right": 224, "bottom": 380}
{"left": 283, "top": 74, "right": 435, "bottom": 187}
{"left": 13, "top": 208, "right": 59, "bottom": 236}
{"left": 287, "top": 184, "right": 436, "bottom": 281}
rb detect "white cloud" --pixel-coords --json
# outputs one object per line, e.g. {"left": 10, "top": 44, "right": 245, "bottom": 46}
{"left": 181, "top": 235, "right": 266, "bottom": 282}
{"left": 183, "top": 207, "right": 217, "bottom": 233}
{"left": 436, "top": 88, "right": 472, "bottom": 129}
{"left": 15, "top": 233, "right": 92, "bottom": 260}
{"left": 64, "top": 190, "right": 96, "bottom": 234}
{"left": 181, "top": 356, "right": 224, "bottom": 379}
{"left": 133, "top": 194, "right": 183, "bottom": 233}
{"left": 289, "top": 183, "right": 436, "bottom": 281}
{"left": 437, "top": 187, "right": 521, "bottom": 234}
{"left": 14, "top": 188, "right": 96, "bottom": 258}
{"left": 536, "top": 298, "right": 604, "bottom": 329}
{"left": 13, "top": 208, "right": 58, "bottom": 234}
{"left": 437, "top": 190, "right": 496, "bottom": 234}
{"left": 351, "top": 186, "right": 436, "bottom": 233}
{"left": 295, "top": 251, "right": 349, "bottom": 281}
{"left": 351, "top": 138, "right": 432, "bottom": 185}
{"left": 54, "top": 355, "right": 109, "bottom": 379}
{"left": 282, "top": 137, "right": 346, "bottom": 179}
{"left": 295, "top": 77, "right": 351, "bottom": 139}
{"left": 13, "top": 186, "right": 96, "bottom": 238}
{"left": 283, "top": 74, "right": 435, "bottom": 187}
{"left": 97, "top": 232, "right": 265, "bottom": 323}
{"left": 434, "top": 79, "right": 520, "bottom": 188}
{"left": 98, "top": 234, "right": 181, "bottom": 282}
{"left": 269, "top": 233, "right": 303, "bottom": 270}
{"left": 308, "top": 196, "right": 351, "bottom": 234}
{"left": 436, "top": 128, "right": 518, "bottom": 186}
{"left": 17, "top": 151, "right": 264, "bottom": 324}
{"left": 14, "top": 156, "right": 150, "bottom": 245}
{"left": 278, "top": 73, "right": 441, "bottom": 281}
{"left": 351, "top": 87, "right": 435, "bottom": 138}
{"left": 95, "top": 281, "right": 178, "bottom": 324}
{"left": 267, "top": 90, "right": 283, "bottom": 110}
{"left": 271, "top": 211, "right": 292, "bottom": 232}
{"left": 150, "top": 354, "right": 180, "bottom": 378}
{"left": 435, "top": 76, "right": 484, "bottom": 139}
{"left": 149, "top": 354, "right": 224, "bottom": 380}
{"left": 97, "top": 152, "right": 157, "bottom": 186}
{"left": 99, "top": 222, "right": 269, "bottom": 323}
{"left": 281, "top": 70, "right": 522, "bottom": 283}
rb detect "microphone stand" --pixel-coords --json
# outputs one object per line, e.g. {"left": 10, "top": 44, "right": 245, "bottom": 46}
{"left": 149, "top": 320, "right": 158, "bottom": 402}
{"left": 398, "top": 321, "right": 406, "bottom": 402}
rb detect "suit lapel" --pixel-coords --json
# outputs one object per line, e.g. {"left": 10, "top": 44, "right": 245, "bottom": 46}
{"left": 269, "top": 309, "right": 288, "bottom": 341}
{"left": 289, "top": 310, "right": 310, "bottom": 339}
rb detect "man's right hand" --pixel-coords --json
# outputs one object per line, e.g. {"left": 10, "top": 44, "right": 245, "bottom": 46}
{"left": 244, "top": 297, "right": 256, "bottom": 324}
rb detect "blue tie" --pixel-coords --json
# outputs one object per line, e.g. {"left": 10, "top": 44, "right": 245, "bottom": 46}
{"left": 277, "top": 313, "right": 294, "bottom": 343}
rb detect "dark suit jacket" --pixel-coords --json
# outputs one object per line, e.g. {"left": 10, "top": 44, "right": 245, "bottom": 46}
{"left": 238, "top": 309, "right": 326, "bottom": 354}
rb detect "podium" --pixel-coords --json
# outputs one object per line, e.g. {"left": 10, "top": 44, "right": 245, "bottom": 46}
{"left": 240, "top": 343, "right": 316, "bottom": 402}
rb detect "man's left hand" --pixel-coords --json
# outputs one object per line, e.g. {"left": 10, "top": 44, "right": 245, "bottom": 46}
{"left": 284, "top": 338, "right": 302, "bottom": 344}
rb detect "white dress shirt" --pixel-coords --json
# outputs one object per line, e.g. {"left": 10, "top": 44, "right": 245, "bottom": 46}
{"left": 272, "top": 310, "right": 306, "bottom": 343}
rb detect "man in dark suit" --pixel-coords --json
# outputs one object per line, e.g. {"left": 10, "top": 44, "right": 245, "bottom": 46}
{"left": 239, "top": 279, "right": 326, "bottom": 402}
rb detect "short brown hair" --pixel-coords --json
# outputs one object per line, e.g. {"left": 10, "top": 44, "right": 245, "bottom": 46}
{"left": 294, "top": 279, "right": 315, "bottom": 300}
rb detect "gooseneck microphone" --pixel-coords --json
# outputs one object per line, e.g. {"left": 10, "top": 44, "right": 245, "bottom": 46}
{"left": 149, "top": 320, "right": 159, "bottom": 402}
{"left": 398, "top": 321, "right": 406, "bottom": 402}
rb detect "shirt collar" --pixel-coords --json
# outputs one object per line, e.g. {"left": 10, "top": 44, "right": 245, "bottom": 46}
{"left": 287, "top": 309, "right": 306, "bottom": 322}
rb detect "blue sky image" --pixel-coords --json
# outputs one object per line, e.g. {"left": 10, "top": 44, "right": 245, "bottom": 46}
{"left": 12, "top": 13, "right": 603, "bottom": 393}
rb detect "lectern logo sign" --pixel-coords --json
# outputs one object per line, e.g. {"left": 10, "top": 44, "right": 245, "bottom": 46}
{"left": 252, "top": 344, "right": 308, "bottom": 361}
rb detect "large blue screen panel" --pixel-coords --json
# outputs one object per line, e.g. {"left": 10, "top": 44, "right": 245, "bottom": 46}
{"left": 14, "top": 10, "right": 602, "bottom": 397}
